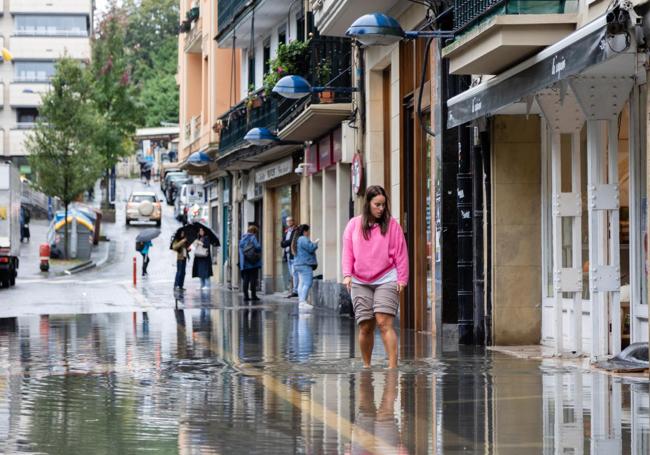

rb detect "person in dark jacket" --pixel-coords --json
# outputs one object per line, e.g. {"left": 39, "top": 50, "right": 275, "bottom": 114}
{"left": 239, "top": 224, "right": 262, "bottom": 301}
{"left": 191, "top": 228, "right": 212, "bottom": 289}
{"left": 172, "top": 231, "right": 190, "bottom": 291}
{"left": 280, "top": 216, "right": 299, "bottom": 298}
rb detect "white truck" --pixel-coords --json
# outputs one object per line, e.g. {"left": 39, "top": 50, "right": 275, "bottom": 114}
{"left": 0, "top": 163, "right": 20, "bottom": 288}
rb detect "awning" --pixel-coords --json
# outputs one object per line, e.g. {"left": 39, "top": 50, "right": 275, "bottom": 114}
{"left": 447, "top": 15, "right": 630, "bottom": 128}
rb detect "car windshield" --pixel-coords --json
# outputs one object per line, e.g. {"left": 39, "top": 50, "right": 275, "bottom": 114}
{"left": 166, "top": 172, "right": 187, "bottom": 181}
{"left": 130, "top": 194, "right": 156, "bottom": 203}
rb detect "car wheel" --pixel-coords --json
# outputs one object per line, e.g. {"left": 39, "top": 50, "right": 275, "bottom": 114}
{"left": 9, "top": 273, "right": 15, "bottom": 286}
{"left": 156, "top": 220, "right": 161, "bottom": 227}
{"left": 126, "top": 219, "right": 131, "bottom": 225}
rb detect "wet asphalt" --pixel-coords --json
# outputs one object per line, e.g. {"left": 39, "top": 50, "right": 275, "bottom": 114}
{"left": 0, "top": 179, "right": 648, "bottom": 454}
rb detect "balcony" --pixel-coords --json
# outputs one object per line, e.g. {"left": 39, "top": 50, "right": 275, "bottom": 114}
{"left": 192, "top": 115, "right": 202, "bottom": 143}
{"left": 184, "top": 20, "right": 202, "bottom": 54}
{"left": 443, "top": 0, "right": 577, "bottom": 75}
{"left": 10, "top": 0, "right": 92, "bottom": 15}
{"left": 10, "top": 83, "right": 46, "bottom": 107}
{"left": 216, "top": 0, "right": 293, "bottom": 47}
{"left": 277, "top": 36, "right": 353, "bottom": 141}
{"left": 11, "top": 37, "right": 90, "bottom": 60}
{"left": 217, "top": 89, "right": 277, "bottom": 157}
{"left": 184, "top": 121, "right": 192, "bottom": 143}
{"left": 312, "top": 0, "right": 401, "bottom": 37}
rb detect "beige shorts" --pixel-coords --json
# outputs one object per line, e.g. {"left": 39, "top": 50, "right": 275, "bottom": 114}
{"left": 351, "top": 281, "right": 399, "bottom": 324}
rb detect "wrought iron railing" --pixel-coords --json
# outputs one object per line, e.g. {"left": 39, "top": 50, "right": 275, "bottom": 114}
{"left": 218, "top": 89, "right": 278, "bottom": 156}
{"left": 277, "top": 36, "right": 352, "bottom": 131}
{"left": 217, "top": 0, "right": 252, "bottom": 36}
{"left": 453, "top": 0, "right": 568, "bottom": 34}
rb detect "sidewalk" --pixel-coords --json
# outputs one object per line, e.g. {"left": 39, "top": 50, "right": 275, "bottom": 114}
{"left": 18, "top": 217, "right": 112, "bottom": 278}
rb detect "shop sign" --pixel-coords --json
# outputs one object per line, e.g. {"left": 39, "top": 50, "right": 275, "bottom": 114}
{"left": 306, "top": 143, "right": 319, "bottom": 176}
{"left": 319, "top": 134, "right": 332, "bottom": 169}
{"left": 351, "top": 153, "right": 363, "bottom": 195}
{"left": 332, "top": 127, "right": 342, "bottom": 163}
{"left": 255, "top": 157, "right": 293, "bottom": 184}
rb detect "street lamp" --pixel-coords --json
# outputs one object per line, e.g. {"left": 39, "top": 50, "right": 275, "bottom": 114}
{"left": 272, "top": 75, "right": 358, "bottom": 100}
{"left": 244, "top": 127, "right": 281, "bottom": 146}
{"left": 187, "top": 150, "right": 211, "bottom": 166}
{"left": 345, "top": 12, "right": 453, "bottom": 46}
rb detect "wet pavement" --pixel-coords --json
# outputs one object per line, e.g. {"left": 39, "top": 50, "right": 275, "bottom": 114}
{"left": 0, "top": 179, "right": 648, "bottom": 454}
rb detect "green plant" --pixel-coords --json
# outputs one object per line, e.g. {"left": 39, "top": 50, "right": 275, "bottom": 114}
{"left": 245, "top": 84, "right": 258, "bottom": 111}
{"left": 315, "top": 59, "right": 331, "bottom": 86}
{"left": 263, "top": 39, "right": 310, "bottom": 96}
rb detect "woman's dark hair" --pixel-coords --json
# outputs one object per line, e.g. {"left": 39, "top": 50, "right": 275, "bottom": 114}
{"left": 291, "top": 224, "right": 310, "bottom": 256}
{"left": 362, "top": 185, "right": 391, "bottom": 240}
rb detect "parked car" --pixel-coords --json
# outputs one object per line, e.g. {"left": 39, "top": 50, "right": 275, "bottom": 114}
{"left": 186, "top": 203, "right": 209, "bottom": 225}
{"left": 166, "top": 175, "right": 192, "bottom": 205}
{"left": 174, "top": 184, "right": 206, "bottom": 223}
{"left": 126, "top": 191, "right": 162, "bottom": 226}
{"left": 161, "top": 168, "right": 186, "bottom": 193}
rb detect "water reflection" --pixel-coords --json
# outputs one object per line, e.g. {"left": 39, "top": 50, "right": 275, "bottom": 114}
{"left": 0, "top": 308, "right": 646, "bottom": 454}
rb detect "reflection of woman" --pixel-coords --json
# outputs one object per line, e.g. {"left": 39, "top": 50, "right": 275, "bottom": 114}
{"left": 350, "top": 370, "right": 403, "bottom": 455}
{"left": 342, "top": 185, "right": 409, "bottom": 369}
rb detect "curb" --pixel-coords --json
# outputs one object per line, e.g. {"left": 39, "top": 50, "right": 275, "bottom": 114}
{"left": 94, "top": 239, "right": 113, "bottom": 268}
{"left": 64, "top": 260, "right": 95, "bottom": 275}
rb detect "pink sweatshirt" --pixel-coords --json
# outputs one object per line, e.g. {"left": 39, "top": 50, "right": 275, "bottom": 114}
{"left": 342, "top": 215, "right": 409, "bottom": 285}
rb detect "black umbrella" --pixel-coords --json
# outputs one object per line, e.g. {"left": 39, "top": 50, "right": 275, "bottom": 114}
{"left": 180, "top": 222, "right": 220, "bottom": 246}
{"left": 135, "top": 228, "right": 161, "bottom": 242}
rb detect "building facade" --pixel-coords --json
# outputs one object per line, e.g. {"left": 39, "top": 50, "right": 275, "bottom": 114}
{"left": 0, "top": 0, "right": 93, "bottom": 176}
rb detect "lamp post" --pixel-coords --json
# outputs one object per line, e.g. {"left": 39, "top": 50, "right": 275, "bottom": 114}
{"left": 345, "top": 12, "right": 453, "bottom": 46}
{"left": 244, "top": 127, "right": 306, "bottom": 146}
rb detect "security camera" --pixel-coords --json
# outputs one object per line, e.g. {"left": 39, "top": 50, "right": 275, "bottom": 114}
{"left": 294, "top": 163, "right": 309, "bottom": 175}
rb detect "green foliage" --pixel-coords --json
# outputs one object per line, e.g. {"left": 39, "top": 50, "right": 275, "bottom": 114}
{"left": 121, "top": 0, "right": 180, "bottom": 126}
{"left": 263, "top": 40, "right": 310, "bottom": 96}
{"left": 27, "top": 58, "right": 102, "bottom": 258}
{"left": 315, "top": 59, "right": 331, "bottom": 86}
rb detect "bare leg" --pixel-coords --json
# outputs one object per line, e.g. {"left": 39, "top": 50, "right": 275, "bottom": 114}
{"left": 358, "top": 319, "right": 376, "bottom": 368}
{"left": 375, "top": 313, "right": 398, "bottom": 369}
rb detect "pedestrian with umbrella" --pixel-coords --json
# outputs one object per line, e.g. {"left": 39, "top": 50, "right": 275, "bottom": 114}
{"left": 135, "top": 228, "right": 161, "bottom": 277}
{"left": 172, "top": 230, "right": 190, "bottom": 291}
{"left": 192, "top": 227, "right": 213, "bottom": 290}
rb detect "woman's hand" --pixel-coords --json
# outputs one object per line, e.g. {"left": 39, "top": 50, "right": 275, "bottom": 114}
{"left": 397, "top": 282, "right": 406, "bottom": 294}
{"left": 343, "top": 276, "right": 352, "bottom": 292}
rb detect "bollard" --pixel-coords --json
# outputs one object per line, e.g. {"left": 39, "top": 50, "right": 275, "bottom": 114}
{"left": 133, "top": 256, "right": 137, "bottom": 287}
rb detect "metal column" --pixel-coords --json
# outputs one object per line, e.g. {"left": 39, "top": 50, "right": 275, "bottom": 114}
{"left": 537, "top": 87, "right": 585, "bottom": 356}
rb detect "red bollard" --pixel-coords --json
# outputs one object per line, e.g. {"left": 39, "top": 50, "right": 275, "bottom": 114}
{"left": 39, "top": 243, "right": 50, "bottom": 272}
{"left": 133, "top": 256, "right": 137, "bottom": 287}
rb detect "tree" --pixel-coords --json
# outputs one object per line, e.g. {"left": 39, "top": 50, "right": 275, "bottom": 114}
{"left": 27, "top": 58, "right": 102, "bottom": 259}
{"left": 90, "top": 8, "right": 143, "bottom": 208}
{"left": 122, "top": 0, "right": 179, "bottom": 126}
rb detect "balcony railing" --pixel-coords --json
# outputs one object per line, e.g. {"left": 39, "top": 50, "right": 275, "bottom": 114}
{"left": 218, "top": 0, "right": 253, "bottom": 37}
{"left": 184, "top": 122, "right": 192, "bottom": 142}
{"left": 218, "top": 89, "right": 277, "bottom": 156}
{"left": 453, "top": 0, "right": 568, "bottom": 34}
{"left": 277, "top": 36, "right": 352, "bottom": 131}
{"left": 184, "top": 20, "right": 202, "bottom": 53}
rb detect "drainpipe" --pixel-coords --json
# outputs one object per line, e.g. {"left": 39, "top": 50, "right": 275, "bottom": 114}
{"left": 457, "top": 123, "right": 473, "bottom": 344}
{"left": 471, "top": 125, "right": 485, "bottom": 345}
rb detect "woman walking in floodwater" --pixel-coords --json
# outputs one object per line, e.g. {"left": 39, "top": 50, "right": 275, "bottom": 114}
{"left": 342, "top": 185, "right": 409, "bottom": 369}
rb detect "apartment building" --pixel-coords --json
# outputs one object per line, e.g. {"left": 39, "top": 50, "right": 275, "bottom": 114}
{"left": 0, "top": 0, "right": 93, "bottom": 176}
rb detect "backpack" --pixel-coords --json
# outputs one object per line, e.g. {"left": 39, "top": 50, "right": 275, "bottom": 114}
{"left": 243, "top": 240, "right": 261, "bottom": 264}
{"left": 135, "top": 240, "right": 145, "bottom": 252}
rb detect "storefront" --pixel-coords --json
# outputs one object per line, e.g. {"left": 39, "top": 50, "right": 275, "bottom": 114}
{"left": 446, "top": 15, "right": 649, "bottom": 357}
{"left": 256, "top": 156, "right": 301, "bottom": 294}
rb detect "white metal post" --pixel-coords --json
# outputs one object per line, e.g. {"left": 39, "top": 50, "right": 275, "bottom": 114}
{"left": 571, "top": 132, "right": 583, "bottom": 354}
{"left": 552, "top": 131, "right": 564, "bottom": 354}
{"left": 587, "top": 120, "right": 606, "bottom": 360}
{"left": 608, "top": 118, "right": 622, "bottom": 355}
{"left": 629, "top": 86, "right": 641, "bottom": 342}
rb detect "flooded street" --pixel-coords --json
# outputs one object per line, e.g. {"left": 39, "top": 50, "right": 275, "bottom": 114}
{"left": 0, "top": 302, "right": 647, "bottom": 454}
{"left": 1, "top": 179, "right": 648, "bottom": 453}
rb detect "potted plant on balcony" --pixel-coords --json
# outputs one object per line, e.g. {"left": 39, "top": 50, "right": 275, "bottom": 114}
{"left": 178, "top": 20, "right": 191, "bottom": 34}
{"left": 187, "top": 1, "right": 200, "bottom": 22}
{"left": 263, "top": 39, "right": 310, "bottom": 96}
{"left": 315, "top": 59, "right": 333, "bottom": 104}
{"left": 246, "top": 85, "right": 263, "bottom": 111}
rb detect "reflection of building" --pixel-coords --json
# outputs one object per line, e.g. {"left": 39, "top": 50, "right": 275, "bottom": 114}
{"left": 0, "top": 0, "right": 93, "bottom": 177}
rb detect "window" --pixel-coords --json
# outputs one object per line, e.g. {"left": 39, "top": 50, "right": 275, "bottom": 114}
{"left": 17, "top": 108, "right": 39, "bottom": 124}
{"left": 278, "top": 25, "right": 287, "bottom": 45}
{"left": 263, "top": 39, "right": 271, "bottom": 76}
{"left": 15, "top": 61, "right": 56, "bottom": 82}
{"left": 15, "top": 15, "right": 89, "bottom": 37}
{"left": 296, "top": 13, "right": 305, "bottom": 42}
{"left": 248, "top": 53, "right": 255, "bottom": 89}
